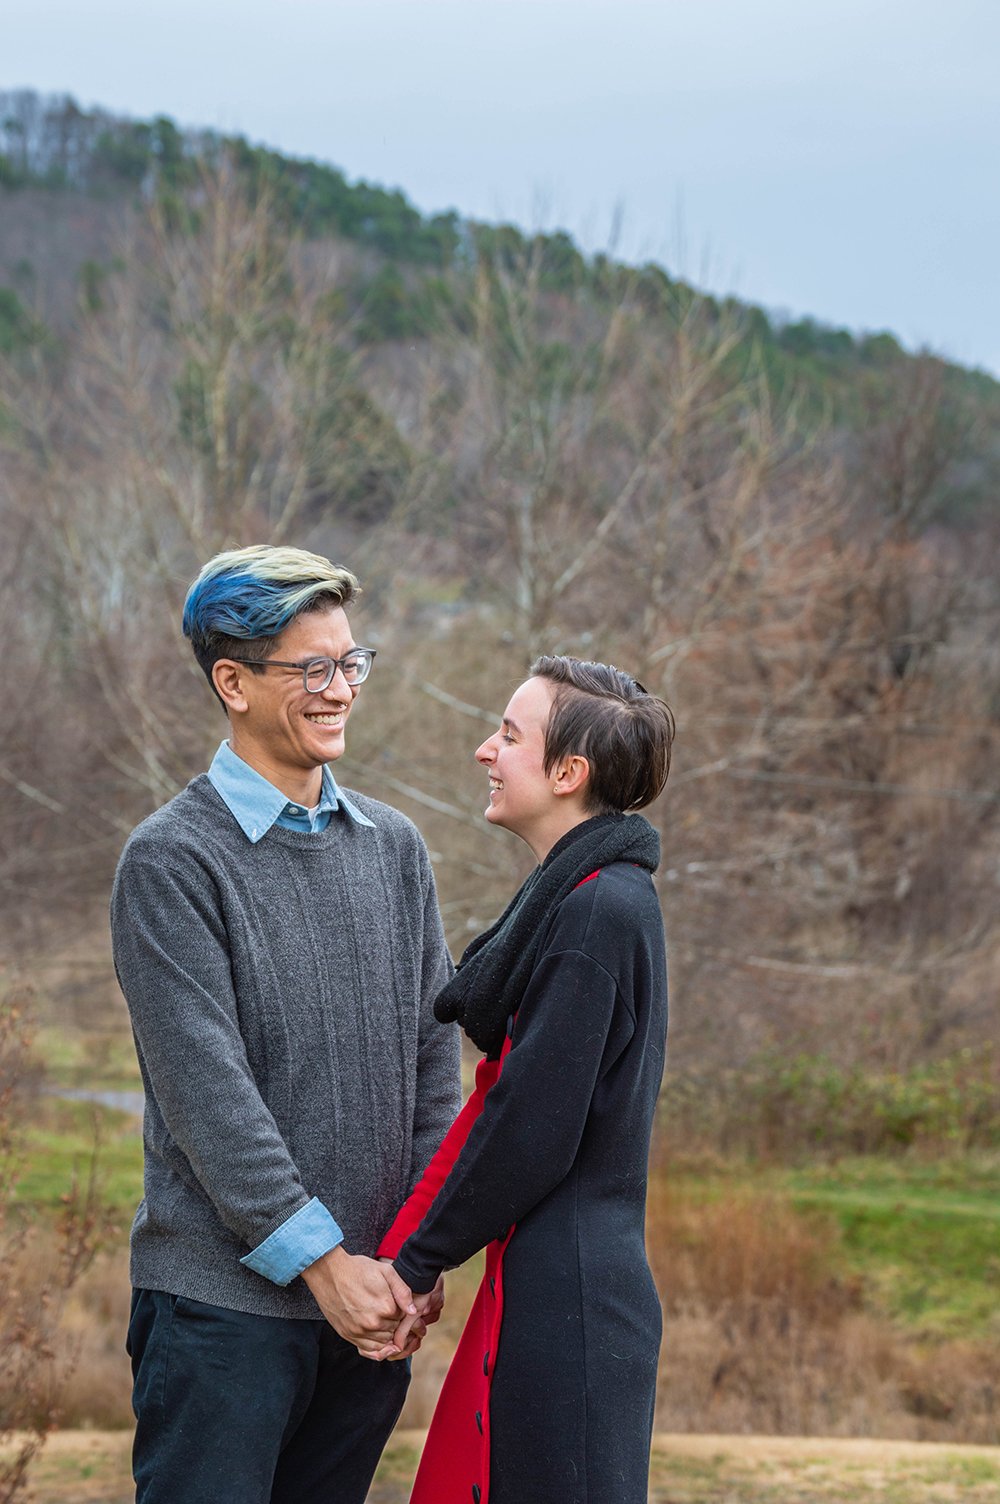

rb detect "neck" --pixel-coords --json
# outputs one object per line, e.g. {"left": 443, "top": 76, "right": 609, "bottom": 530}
{"left": 227, "top": 735, "right": 324, "bottom": 807}
{"left": 522, "top": 808, "right": 592, "bottom": 865}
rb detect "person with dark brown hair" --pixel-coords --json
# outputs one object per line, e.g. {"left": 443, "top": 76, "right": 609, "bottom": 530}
{"left": 378, "top": 654, "right": 675, "bottom": 1504}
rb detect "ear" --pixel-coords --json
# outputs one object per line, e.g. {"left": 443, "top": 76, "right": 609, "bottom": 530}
{"left": 212, "top": 660, "right": 251, "bottom": 716}
{"left": 552, "top": 754, "right": 590, "bottom": 800}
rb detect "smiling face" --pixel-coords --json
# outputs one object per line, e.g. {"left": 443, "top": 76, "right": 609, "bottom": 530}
{"left": 216, "top": 604, "right": 361, "bottom": 802}
{"left": 475, "top": 676, "right": 591, "bottom": 861}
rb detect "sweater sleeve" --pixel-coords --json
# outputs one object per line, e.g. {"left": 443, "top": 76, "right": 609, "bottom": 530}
{"left": 407, "top": 841, "right": 462, "bottom": 1190}
{"left": 393, "top": 940, "right": 625, "bottom": 1293}
{"left": 111, "top": 847, "right": 316, "bottom": 1254}
{"left": 377, "top": 1056, "right": 495, "bottom": 1259}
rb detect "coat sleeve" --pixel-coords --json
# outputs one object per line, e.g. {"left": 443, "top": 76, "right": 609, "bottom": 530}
{"left": 111, "top": 847, "right": 314, "bottom": 1251}
{"left": 392, "top": 938, "right": 626, "bottom": 1293}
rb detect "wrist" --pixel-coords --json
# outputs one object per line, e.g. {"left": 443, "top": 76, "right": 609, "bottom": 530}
{"left": 302, "top": 1242, "right": 349, "bottom": 1291}
{"left": 391, "top": 1255, "right": 440, "bottom": 1297}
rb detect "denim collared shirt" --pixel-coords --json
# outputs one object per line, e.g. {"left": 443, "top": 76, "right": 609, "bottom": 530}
{"left": 207, "top": 739, "right": 375, "bottom": 842}
{"left": 206, "top": 740, "right": 374, "bottom": 1286}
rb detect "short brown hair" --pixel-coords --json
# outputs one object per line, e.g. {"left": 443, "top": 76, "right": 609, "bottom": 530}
{"left": 531, "top": 655, "right": 675, "bottom": 814}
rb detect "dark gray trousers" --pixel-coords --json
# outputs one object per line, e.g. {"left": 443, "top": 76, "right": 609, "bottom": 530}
{"left": 127, "top": 1288, "right": 409, "bottom": 1504}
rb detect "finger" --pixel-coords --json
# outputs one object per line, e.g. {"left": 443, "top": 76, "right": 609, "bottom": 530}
{"left": 359, "top": 1329, "right": 406, "bottom": 1353}
{"left": 422, "top": 1290, "right": 445, "bottom": 1323}
{"left": 350, "top": 1324, "right": 396, "bottom": 1345}
{"left": 389, "top": 1327, "right": 424, "bottom": 1359}
{"left": 355, "top": 1304, "right": 401, "bottom": 1342}
{"left": 389, "top": 1338, "right": 421, "bottom": 1360}
{"left": 411, "top": 1282, "right": 444, "bottom": 1318}
{"left": 380, "top": 1263, "right": 417, "bottom": 1315}
{"left": 369, "top": 1341, "right": 402, "bottom": 1361}
{"left": 354, "top": 1333, "right": 389, "bottom": 1352}
{"left": 391, "top": 1310, "right": 423, "bottom": 1349}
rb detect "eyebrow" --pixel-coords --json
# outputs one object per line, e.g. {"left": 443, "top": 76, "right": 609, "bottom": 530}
{"left": 502, "top": 717, "right": 522, "bottom": 737}
{"left": 288, "top": 649, "right": 359, "bottom": 665}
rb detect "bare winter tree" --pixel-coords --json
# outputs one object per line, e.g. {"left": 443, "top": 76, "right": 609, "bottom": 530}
{"left": 0, "top": 158, "right": 996, "bottom": 1068}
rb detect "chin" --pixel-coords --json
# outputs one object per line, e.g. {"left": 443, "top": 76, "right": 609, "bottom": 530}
{"left": 310, "top": 734, "right": 346, "bottom": 761}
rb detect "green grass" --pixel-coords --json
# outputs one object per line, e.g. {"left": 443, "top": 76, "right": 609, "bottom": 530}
{"left": 11, "top": 1099, "right": 143, "bottom": 1217}
{"left": 645, "top": 1440, "right": 1000, "bottom": 1504}
{"left": 658, "top": 1150, "right": 1000, "bottom": 1343}
{"left": 19, "top": 1112, "right": 994, "bottom": 1341}
{"left": 31, "top": 1025, "right": 141, "bottom": 1092}
{"left": 783, "top": 1156, "right": 1000, "bottom": 1338}
{"left": 646, "top": 1452, "right": 1000, "bottom": 1504}
{"left": 785, "top": 1152, "right": 1000, "bottom": 1200}
{"left": 661, "top": 1050, "right": 1000, "bottom": 1158}
{"left": 10, "top": 1084, "right": 1000, "bottom": 1345}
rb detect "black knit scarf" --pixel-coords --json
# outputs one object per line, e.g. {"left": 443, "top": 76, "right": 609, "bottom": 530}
{"left": 435, "top": 812, "right": 661, "bottom": 1058}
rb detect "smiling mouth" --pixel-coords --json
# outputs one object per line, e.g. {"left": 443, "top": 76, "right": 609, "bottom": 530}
{"left": 488, "top": 777, "right": 504, "bottom": 791}
{"left": 305, "top": 713, "right": 345, "bottom": 726}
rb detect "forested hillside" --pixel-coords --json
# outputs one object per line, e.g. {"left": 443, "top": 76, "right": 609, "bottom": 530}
{"left": 2, "top": 88, "right": 1000, "bottom": 1458}
{"left": 1, "top": 88, "right": 999, "bottom": 1082}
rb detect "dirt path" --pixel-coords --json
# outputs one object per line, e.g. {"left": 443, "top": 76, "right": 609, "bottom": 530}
{"left": 4, "top": 1429, "right": 999, "bottom": 1503}
{"left": 649, "top": 1434, "right": 1000, "bottom": 1502}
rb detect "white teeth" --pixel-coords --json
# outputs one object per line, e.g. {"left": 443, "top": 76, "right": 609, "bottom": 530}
{"left": 489, "top": 778, "right": 503, "bottom": 790}
{"left": 306, "top": 714, "right": 343, "bottom": 725}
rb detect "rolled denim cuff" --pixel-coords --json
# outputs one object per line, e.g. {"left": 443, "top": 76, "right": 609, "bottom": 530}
{"left": 240, "top": 1197, "right": 344, "bottom": 1286}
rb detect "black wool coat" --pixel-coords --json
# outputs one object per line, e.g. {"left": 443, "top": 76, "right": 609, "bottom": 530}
{"left": 393, "top": 861, "right": 668, "bottom": 1504}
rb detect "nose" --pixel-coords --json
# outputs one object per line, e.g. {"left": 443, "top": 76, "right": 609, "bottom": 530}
{"left": 475, "top": 736, "right": 496, "bottom": 764}
{"left": 321, "top": 665, "right": 353, "bottom": 699}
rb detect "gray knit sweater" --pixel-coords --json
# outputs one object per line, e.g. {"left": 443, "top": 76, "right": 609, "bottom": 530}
{"left": 110, "top": 775, "right": 461, "bottom": 1319}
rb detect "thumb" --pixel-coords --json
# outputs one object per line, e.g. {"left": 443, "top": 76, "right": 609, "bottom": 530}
{"left": 380, "top": 1262, "right": 416, "bottom": 1315}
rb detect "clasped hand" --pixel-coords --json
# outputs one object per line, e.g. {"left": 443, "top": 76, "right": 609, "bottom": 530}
{"left": 301, "top": 1245, "right": 444, "bottom": 1361}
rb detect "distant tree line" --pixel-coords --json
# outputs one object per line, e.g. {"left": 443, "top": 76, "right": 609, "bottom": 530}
{"left": 5, "top": 86, "right": 980, "bottom": 399}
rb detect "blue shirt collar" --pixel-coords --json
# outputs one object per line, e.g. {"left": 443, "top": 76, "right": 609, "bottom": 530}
{"left": 207, "top": 740, "right": 375, "bottom": 843}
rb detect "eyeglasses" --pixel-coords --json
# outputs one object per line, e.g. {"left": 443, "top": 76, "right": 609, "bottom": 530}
{"left": 228, "top": 649, "right": 376, "bottom": 693}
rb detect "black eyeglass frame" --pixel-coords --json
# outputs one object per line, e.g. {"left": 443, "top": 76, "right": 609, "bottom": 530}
{"left": 227, "top": 649, "right": 377, "bottom": 693}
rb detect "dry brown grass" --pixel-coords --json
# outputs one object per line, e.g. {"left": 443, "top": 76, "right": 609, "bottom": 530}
{"left": 7, "top": 1158, "right": 999, "bottom": 1447}
{"left": 648, "top": 1173, "right": 1000, "bottom": 1443}
{"left": 11, "top": 1428, "right": 1000, "bottom": 1504}
{"left": 6, "top": 1248, "right": 484, "bottom": 1435}
{"left": 54, "top": 1250, "right": 134, "bottom": 1431}
{"left": 0, "top": 988, "right": 119, "bottom": 1504}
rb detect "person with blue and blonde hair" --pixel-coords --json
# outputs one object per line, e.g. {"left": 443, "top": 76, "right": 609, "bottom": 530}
{"left": 111, "top": 544, "right": 461, "bottom": 1504}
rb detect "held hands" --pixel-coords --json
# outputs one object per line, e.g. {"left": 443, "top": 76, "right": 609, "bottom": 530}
{"left": 301, "top": 1245, "right": 418, "bottom": 1359}
{"left": 369, "top": 1268, "right": 446, "bottom": 1362}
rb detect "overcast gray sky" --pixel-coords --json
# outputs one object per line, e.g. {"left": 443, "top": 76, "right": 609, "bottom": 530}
{"left": 6, "top": 0, "right": 999, "bottom": 373}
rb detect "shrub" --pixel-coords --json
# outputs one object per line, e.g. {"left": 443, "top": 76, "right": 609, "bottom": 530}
{"left": 0, "top": 982, "right": 108, "bottom": 1500}
{"left": 660, "top": 1048, "right": 1000, "bottom": 1160}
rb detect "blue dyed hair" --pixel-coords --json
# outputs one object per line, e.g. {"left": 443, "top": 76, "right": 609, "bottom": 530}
{"left": 183, "top": 545, "right": 359, "bottom": 703}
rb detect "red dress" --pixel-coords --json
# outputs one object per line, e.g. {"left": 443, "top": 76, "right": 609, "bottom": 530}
{"left": 378, "top": 1041, "right": 514, "bottom": 1504}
